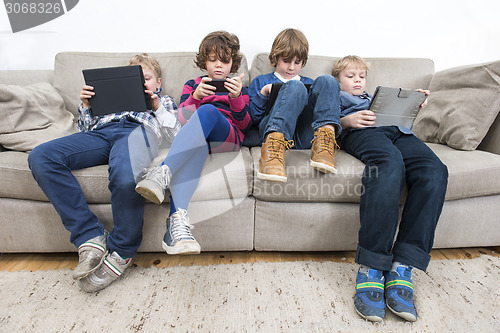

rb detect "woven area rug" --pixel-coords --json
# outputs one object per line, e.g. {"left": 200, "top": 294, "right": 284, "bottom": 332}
{"left": 1, "top": 255, "right": 499, "bottom": 332}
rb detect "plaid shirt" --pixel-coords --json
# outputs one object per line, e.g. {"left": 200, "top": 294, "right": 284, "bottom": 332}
{"left": 77, "top": 94, "right": 180, "bottom": 143}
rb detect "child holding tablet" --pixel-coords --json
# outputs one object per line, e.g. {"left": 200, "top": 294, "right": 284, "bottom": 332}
{"left": 29, "top": 53, "right": 179, "bottom": 292}
{"left": 333, "top": 55, "right": 448, "bottom": 322}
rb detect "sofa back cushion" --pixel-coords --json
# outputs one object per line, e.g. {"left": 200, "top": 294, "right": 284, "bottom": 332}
{"left": 53, "top": 52, "right": 250, "bottom": 117}
{"left": 249, "top": 53, "right": 434, "bottom": 94}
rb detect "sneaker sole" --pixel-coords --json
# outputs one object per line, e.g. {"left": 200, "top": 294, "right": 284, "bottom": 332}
{"left": 386, "top": 304, "right": 417, "bottom": 322}
{"left": 310, "top": 160, "right": 337, "bottom": 174}
{"left": 256, "top": 171, "right": 287, "bottom": 183}
{"left": 354, "top": 306, "right": 384, "bottom": 322}
{"left": 162, "top": 240, "right": 201, "bottom": 255}
{"left": 135, "top": 185, "right": 164, "bottom": 205}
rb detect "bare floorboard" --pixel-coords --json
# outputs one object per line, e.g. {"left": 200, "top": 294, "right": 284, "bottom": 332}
{"left": 1, "top": 247, "right": 498, "bottom": 272}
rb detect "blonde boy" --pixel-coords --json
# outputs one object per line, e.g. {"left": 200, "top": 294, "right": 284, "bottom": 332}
{"left": 29, "top": 54, "right": 179, "bottom": 292}
{"left": 333, "top": 55, "right": 448, "bottom": 322}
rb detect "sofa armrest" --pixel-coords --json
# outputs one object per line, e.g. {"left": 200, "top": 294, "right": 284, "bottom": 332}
{"left": 0, "top": 70, "right": 54, "bottom": 86}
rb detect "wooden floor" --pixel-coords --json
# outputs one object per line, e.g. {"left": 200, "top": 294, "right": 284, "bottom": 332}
{"left": 1, "top": 247, "right": 499, "bottom": 272}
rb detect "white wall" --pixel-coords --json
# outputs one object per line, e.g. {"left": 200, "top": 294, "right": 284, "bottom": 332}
{"left": 1, "top": 0, "right": 499, "bottom": 72}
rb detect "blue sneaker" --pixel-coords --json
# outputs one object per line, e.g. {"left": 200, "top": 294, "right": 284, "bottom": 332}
{"left": 385, "top": 264, "right": 418, "bottom": 322}
{"left": 354, "top": 267, "right": 386, "bottom": 322}
{"left": 162, "top": 208, "right": 201, "bottom": 255}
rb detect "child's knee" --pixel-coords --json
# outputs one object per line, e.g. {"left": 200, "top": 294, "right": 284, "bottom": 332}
{"left": 196, "top": 104, "right": 219, "bottom": 121}
{"left": 427, "top": 161, "right": 448, "bottom": 187}
{"left": 284, "top": 80, "right": 308, "bottom": 96}
{"left": 28, "top": 143, "right": 51, "bottom": 172}
{"left": 315, "top": 74, "right": 340, "bottom": 89}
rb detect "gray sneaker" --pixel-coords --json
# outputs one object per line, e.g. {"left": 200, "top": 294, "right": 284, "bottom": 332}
{"left": 135, "top": 164, "right": 172, "bottom": 204}
{"left": 77, "top": 251, "right": 133, "bottom": 292}
{"left": 73, "top": 231, "right": 108, "bottom": 280}
{"left": 162, "top": 208, "right": 201, "bottom": 255}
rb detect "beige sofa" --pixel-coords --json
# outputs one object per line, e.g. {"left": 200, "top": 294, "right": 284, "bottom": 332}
{"left": 1, "top": 52, "right": 499, "bottom": 253}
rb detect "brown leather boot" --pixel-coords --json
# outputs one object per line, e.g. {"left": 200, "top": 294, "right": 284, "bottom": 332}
{"left": 310, "top": 127, "right": 339, "bottom": 174}
{"left": 257, "top": 132, "right": 294, "bottom": 182}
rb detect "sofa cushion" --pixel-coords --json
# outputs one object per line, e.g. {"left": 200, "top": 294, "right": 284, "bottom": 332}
{"left": 53, "top": 52, "right": 250, "bottom": 117}
{"left": 249, "top": 53, "right": 435, "bottom": 94}
{"left": 0, "top": 148, "right": 253, "bottom": 204}
{"left": 251, "top": 143, "right": 500, "bottom": 203}
{"left": 413, "top": 60, "right": 500, "bottom": 151}
{"left": 0, "top": 151, "right": 110, "bottom": 203}
{"left": 150, "top": 147, "right": 253, "bottom": 204}
{"left": 251, "top": 147, "right": 365, "bottom": 203}
{"left": 427, "top": 143, "right": 500, "bottom": 201}
{"left": 0, "top": 82, "right": 76, "bottom": 152}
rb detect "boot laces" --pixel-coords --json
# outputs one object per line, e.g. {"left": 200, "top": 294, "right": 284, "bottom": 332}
{"left": 267, "top": 136, "right": 294, "bottom": 161}
{"left": 312, "top": 130, "right": 339, "bottom": 156}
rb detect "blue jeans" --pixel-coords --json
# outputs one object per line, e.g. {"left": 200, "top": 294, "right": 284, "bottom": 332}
{"left": 339, "top": 126, "right": 448, "bottom": 271}
{"left": 163, "top": 104, "right": 238, "bottom": 215}
{"left": 28, "top": 119, "right": 158, "bottom": 258}
{"left": 258, "top": 75, "right": 341, "bottom": 149}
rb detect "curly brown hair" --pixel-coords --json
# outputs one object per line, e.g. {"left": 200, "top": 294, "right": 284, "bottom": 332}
{"left": 195, "top": 31, "right": 242, "bottom": 73}
{"left": 268, "top": 28, "right": 309, "bottom": 68}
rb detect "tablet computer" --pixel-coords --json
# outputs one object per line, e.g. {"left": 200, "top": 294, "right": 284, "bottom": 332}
{"left": 82, "top": 65, "right": 152, "bottom": 116}
{"left": 369, "top": 86, "right": 427, "bottom": 128}
{"left": 265, "top": 82, "right": 312, "bottom": 114}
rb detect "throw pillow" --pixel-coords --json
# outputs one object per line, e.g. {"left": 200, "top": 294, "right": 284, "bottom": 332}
{"left": 0, "top": 82, "right": 77, "bottom": 152}
{"left": 0, "top": 82, "right": 52, "bottom": 133}
{"left": 413, "top": 60, "right": 500, "bottom": 151}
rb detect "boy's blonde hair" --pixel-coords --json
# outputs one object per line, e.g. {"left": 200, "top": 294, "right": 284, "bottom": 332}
{"left": 332, "top": 55, "right": 370, "bottom": 80}
{"left": 269, "top": 28, "right": 309, "bottom": 67}
{"left": 195, "top": 31, "right": 242, "bottom": 73}
{"left": 128, "top": 53, "right": 162, "bottom": 79}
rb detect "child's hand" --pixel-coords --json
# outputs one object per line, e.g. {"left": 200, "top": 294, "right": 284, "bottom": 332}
{"left": 193, "top": 77, "right": 217, "bottom": 100}
{"left": 416, "top": 89, "right": 430, "bottom": 109}
{"left": 260, "top": 84, "right": 272, "bottom": 96}
{"left": 80, "top": 85, "right": 95, "bottom": 108}
{"left": 226, "top": 73, "right": 245, "bottom": 99}
{"left": 144, "top": 86, "right": 160, "bottom": 111}
{"left": 341, "top": 110, "right": 376, "bottom": 129}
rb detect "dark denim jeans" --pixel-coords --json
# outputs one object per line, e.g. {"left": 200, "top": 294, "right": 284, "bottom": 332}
{"left": 339, "top": 126, "right": 448, "bottom": 271}
{"left": 258, "top": 75, "right": 341, "bottom": 149}
{"left": 28, "top": 119, "right": 158, "bottom": 258}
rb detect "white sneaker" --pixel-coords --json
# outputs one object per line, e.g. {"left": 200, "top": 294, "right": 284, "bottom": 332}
{"left": 77, "top": 251, "right": 133, "bottom": 292}
{"left": 135, "top": 164, "right": 172, "bottom": 204}
{"left": 162, "top": 208, "right": 201, "bottom": 255}
{"left": 73, "top": 231, "right": 108, "bottom": 280}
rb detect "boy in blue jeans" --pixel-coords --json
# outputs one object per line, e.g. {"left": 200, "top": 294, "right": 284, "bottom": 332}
{"left": 332, "top": 55, "right": 448, "bottom": 322}
{"left": 28, "top": 54, "right": 180, "bottom": 292}
{"left": 248, "top": 28, "right": 341, "bottom": 182}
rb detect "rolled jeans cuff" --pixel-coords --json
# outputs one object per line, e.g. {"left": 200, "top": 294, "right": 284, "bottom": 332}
{"left": 392, "top": 241, "right": 431, "bottom": 272}
{"left": 355, "top": 245, "right": 393, "bottom": 271}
